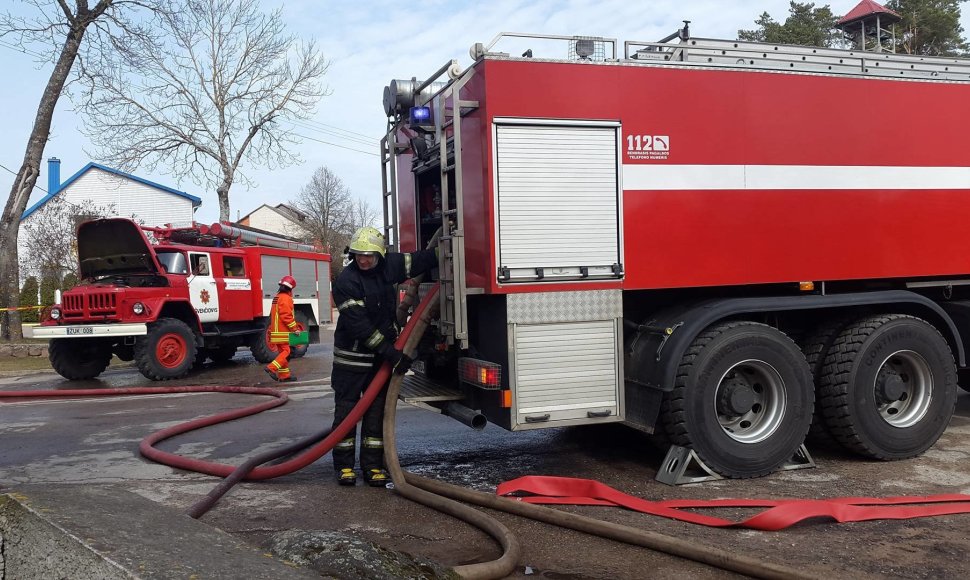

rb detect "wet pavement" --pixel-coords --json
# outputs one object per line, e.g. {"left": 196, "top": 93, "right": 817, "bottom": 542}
{"left": 3, "top": 333, "right": 970, "bottom": 579}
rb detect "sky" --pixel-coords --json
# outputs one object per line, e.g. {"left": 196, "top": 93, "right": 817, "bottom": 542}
{"left": 2, "top": 0, "right": 969, "bottom": 226}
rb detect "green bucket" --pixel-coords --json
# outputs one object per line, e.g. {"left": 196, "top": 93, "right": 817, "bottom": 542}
{"left": 289, "top": 331, "right": 309, "bottom": 346}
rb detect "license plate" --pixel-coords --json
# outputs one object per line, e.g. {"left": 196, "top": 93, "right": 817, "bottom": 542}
{"left": 66, "top": 327, "right": 94, "bottom": 335}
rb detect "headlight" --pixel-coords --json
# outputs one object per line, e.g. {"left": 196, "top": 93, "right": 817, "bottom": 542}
{"left": 132, "top": 302, "right": 145, "bottom": 315}
{"left": 49, "top": 307, "right": 61, "bottom": 320}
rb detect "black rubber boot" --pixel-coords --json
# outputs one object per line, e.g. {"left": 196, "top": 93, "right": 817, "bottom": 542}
{"left": 365, "top": 468, "right": 390, "bottom": 487}
{"left": 337, "top": 468, "right": 357, "bottom": 486}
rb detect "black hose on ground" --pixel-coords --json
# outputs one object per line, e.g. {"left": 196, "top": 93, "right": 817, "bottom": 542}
{"left": 186, "top": 426, "right": 332, "bottom": 519}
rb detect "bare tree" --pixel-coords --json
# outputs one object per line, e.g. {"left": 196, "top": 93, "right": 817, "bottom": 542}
{"left": 19, "top": 197, "right": 114, "bottom": 282}
{"left": 79, "top": 0, "right": 329, "bottom": 225}
{"left": 289, "top": 166, "right": 377, "bottom": 278}
{"left": 0, "top": 0, "right": 163, "bottom": 339}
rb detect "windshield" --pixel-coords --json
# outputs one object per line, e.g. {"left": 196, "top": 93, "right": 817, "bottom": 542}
{"left": 156, "top": 250, "right": 189, "bottom": 275}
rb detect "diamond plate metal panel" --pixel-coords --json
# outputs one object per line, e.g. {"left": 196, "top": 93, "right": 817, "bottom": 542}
{"left": 507, "top": 290, "right": 621, "bottom": 324}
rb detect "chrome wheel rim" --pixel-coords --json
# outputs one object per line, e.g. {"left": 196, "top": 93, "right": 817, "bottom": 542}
{"left": 714, "top": 359, "right": 787, "bottom": 444}
{"left": 873, "top": 350, "right": 932, "bottom": 428}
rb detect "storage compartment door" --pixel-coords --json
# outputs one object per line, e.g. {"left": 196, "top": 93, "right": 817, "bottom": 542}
{"left": 495, "top": 123, "right": 621, "bottom": 282}
{"left": 513, "top": 320, "right": 621, "bottom": 428}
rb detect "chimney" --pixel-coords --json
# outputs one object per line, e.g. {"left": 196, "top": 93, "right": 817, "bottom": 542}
{"left": 48, "top": 157, "right": 61, "bottom": 193}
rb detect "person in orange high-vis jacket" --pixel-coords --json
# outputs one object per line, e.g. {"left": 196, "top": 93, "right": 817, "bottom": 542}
{"left": 265, "top": 275, "right": 300, "bottom": 382}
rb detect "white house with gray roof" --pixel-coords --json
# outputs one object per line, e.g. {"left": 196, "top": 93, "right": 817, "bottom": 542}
{"left": 18, "top": 158, "right": 202, "bottom": 280}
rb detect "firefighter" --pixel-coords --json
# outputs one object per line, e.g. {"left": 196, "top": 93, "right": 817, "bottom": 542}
{"left": 265, "top": 275, "right": 301, "bottom": 382}
{"left": 331, "top": 226, "right": 437, "bottom": 486}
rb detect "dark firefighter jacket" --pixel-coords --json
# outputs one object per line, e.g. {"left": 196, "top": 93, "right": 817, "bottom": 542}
{"left": 332, "top": 249, "right": 437, "bottom": 371}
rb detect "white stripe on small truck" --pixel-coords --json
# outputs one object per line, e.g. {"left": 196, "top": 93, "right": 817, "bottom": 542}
{"left": 24, "top": 323, "right": 149, "bottom": 339}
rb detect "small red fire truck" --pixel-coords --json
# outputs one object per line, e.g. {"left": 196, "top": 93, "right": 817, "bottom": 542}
{"left": 382, "top": 26, "right": 970, "bottom": 479}
{"left": 26, "top": 218, "right": 331, "bottom": 381}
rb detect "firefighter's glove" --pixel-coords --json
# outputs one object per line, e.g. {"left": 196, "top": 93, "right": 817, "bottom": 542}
{"left": 379, "top": 342, "right": 412, "bottom": 375}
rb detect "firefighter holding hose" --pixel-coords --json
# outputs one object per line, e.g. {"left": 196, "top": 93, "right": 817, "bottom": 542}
{"left": 331, "top": 226, "right": 438, "bottom": 486}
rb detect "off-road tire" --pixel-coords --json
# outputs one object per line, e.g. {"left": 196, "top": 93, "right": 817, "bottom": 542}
{"left": 799, "top": 317, "right": 854, "bottom": 447}
{"left": 660, "top": 321, "right": 814, "bottom": 478}
{"left": 818, "top": 314, "right": 957, "bottom": 460}
{"left": 135, "top": 318, "right": 197, "bottom": 380}
{"left": 249, "top": 318, "right": 276, "bottom": 364}
{"left": 49, "top": 337, "right": 112, "bottom": 380}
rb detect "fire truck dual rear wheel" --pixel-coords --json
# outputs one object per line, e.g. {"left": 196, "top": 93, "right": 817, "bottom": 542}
{"left": 135, "top": 318, "right": 197, "bottom": 380}
{"left": 798, "top": 317, "right": 854, "bottom": 446}
{"left": 661, "top": 321, "right": 814, "bottom": 478}
{"left": 249, "top": 318, "right": 276, "bottom": 364}
{"left": 49, "top": 338, "right": 113, "bottom": 380}
{"left": 817, "top": 314, "right": 957, "bottom": 460}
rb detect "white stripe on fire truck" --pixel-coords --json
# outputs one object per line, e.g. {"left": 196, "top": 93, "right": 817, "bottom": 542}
{"left": 622, "top": 164, "right": 970, "bottom": 191}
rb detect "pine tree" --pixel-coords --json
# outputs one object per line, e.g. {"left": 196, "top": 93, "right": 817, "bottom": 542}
{"left": 18, "top": 277, "right": 39, "bottom": 324}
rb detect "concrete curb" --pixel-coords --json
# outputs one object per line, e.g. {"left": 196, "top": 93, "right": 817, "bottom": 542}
{"left": 0, "top": 487, "right": 317, "bottom": 579}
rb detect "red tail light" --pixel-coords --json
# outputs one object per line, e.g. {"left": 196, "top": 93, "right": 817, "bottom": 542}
{"left": 458, "top": 357, "right": 502, "bottom": 390}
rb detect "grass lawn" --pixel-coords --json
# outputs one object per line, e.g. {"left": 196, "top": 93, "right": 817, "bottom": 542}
{"left": 0, "top": 355, "right": 54, "bottom": 373}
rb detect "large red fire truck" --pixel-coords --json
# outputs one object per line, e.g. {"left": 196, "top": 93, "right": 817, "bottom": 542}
{"left": 26, "top": 218, "right": 331, "bottom": 381}
{"left": 383, "top": 26, "right": 970, "bottom": 479}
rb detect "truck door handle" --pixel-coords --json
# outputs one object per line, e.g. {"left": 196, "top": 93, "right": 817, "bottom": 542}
{"left": 524, "top": 414, "right": 550, "bottom": 423}
{"left": 587, "top": 409, "right": 613, "bottom": 418}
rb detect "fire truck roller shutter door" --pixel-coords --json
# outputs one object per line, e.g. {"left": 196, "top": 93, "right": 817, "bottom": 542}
{"left": 494, "top": 123, "right": 621, "bottom": 283}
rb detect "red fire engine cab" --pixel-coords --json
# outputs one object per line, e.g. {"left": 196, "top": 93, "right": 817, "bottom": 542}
{"left": 26, "top": 218, "right": 331, "bottom": 381}
{"left": 382, "top": 26, "right": 970, "bottom": 480}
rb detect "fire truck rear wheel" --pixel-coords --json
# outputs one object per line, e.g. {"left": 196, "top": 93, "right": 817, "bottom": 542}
{"left": 661, "top": 321, "right": 814, "bottom": 478}
{"left": 799, "top": 317, "right": 854, "bottom": 447}
{"left": 249, "top": 319, "right": 276, "bottom": 364}
{"left": 49, "top": 338, "right": 112, "bottom": 380}
{"left": 818, "top": 314, "right": 957, "bottom": 460}
{"left": 135, "top": 318, "right": 197, "bottom": 380}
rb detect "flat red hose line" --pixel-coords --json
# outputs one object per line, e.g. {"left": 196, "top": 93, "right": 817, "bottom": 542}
{"left": 497, "top": 475, "right": 970, "bottom": 530}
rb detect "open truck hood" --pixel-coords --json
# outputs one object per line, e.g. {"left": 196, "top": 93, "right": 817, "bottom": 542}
{"left": 77, "top": 218, "right": 160, "bottom": 279}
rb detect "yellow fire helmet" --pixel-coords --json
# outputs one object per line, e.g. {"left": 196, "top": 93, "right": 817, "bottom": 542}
{"left": 348, "top": 226, "right": 386, "bottom": 257}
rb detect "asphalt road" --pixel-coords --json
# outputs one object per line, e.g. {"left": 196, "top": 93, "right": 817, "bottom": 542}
{"left": 3, "top": 335, "right": 970, "bottom": 579}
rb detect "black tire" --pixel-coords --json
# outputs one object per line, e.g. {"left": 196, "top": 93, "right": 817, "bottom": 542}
{"left": 49, "top": 338, "right": 112, "bottom": 380}
{"left": 661, "top": 321, "right": 814, "bottom": 478}
{"left": 818, "top": 314, "right": 957, "bottom": 460}
{"left": 135, "top": 318, "right": 197, "bottom": 380}
{"left": 290, "top": 311, "right": 310, "bottom": 359}
{"left": 248, "top": 318, "right": 276, "bottom": 364}
{"left": 208, "top": 345, "right": 238, "bottom": 364}
{"left": 799, "top": 317, "right": 853, "bottom": 446}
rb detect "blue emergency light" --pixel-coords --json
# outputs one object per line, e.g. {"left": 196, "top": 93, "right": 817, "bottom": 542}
{"left": 409, "top": 106, "right": 431, "bottom": 125}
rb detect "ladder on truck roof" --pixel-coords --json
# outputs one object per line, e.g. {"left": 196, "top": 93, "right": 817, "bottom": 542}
{"left": 626, "top": 36, "right": 970, "bottom": 81}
